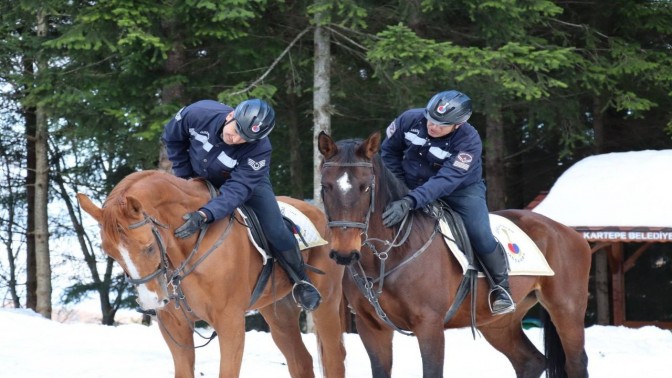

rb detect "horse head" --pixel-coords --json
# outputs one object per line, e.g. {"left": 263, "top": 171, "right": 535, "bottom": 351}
{"left": 76, "top": 171, "right": 206, "bottom": 311}
{"left": 318, "top": 131, "right": 385, "bottom": 265}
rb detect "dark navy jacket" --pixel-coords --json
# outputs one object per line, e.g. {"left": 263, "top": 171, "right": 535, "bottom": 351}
{"left": 381, "top": 108, "right": 483, "bottom": 209}
{"left": 161, "top": 100, "right": 272, "bottom": 220}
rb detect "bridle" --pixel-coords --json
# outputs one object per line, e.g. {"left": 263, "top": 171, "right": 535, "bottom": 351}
{"left": 123, "top": 208, "right": 235, "bottom": 349}
{"left": 119, "top": 181, "right": 233, "bottom": 349}
{"left": 125, "top": 210, "right": 234, "bottom": 304}
{"left": 321, "top": 158, "right": 439, "bottom": 335}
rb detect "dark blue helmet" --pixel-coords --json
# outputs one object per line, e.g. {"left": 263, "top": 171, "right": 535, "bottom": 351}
{"left": 233, "top": 99, "right": 276, "bottom": 142}
{"left": 424, "top": 90, "right": 472, "bottom": 125}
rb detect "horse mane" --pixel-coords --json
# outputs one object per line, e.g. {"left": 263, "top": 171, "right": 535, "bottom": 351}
{"left": 101, "top": 170, "right": 177, "bottom": 246}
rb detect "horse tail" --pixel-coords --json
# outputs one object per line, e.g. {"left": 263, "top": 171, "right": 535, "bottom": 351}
{"left": 542, "top": 308, "right": 565, "bottom": 378}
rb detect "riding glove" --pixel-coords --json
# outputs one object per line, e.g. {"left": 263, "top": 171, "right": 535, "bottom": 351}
{"left": 175, "top": 211, "right": 208, "bottom": 239}
{"left": 382, "top": 197, "right": 414, "bottom": 227}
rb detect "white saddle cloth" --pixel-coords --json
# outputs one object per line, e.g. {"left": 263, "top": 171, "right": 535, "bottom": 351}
{"left": 237, "top": 201, "right": 328, "bottom": 265}
{"left": 440, "top": 214, "right": 554, "bottom": 277}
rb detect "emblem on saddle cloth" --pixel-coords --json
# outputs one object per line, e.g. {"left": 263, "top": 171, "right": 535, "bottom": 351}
{"left": 236, "top": 201, "right": 328, "bottom": 264}
{"left": 440, "top": 214, "right": 554, "bottom": 277}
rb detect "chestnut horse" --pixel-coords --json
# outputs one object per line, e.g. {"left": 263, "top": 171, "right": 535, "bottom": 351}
{"left": 318, "top": 132, "right": 591, "bottom": 378}
{"left": 77, "top": 170, "right": 346, "bottom": 378}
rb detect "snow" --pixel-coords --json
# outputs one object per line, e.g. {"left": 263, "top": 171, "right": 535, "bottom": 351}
{"left": 1, "top": 305, "right": 671, "bottom": 377}
{"left": 532, "top": 150, "right": 672, "bottom": 227}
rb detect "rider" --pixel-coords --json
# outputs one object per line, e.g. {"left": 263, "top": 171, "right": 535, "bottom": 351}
{"left": 161, "top": 99, "right": 321, "bottom": 312}
{"left": 379, "top": 90, "right": 515, "bottom": 315}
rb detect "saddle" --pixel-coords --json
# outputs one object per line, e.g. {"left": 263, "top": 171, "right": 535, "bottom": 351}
{"left": 237, "top": 204, "right": 325, "bottom": 307}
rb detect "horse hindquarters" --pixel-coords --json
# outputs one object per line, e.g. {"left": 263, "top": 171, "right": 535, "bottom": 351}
{"left": 498, "top": 209, "right": 590, "bottom": 378}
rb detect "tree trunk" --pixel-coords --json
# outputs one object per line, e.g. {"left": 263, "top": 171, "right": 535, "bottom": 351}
{"left": 158, "top": 26, "right": 186, "bottom": 173}
{"left": 286, "top": 94, "right": 304, "bottom": 198}
{"left": 0, "top": 145, "right": 21, "bottom": 308}
{"left": 312, "top": 7, "right": 331, "bottom": 207}
{"left": 484, "top": 107, "right": 506, "bottom": 211}
{"left": 23, "top": 61, "right": 37, "bottom": 311}
{"left": 34, "top": 9, "right": 52, "bottom": 319}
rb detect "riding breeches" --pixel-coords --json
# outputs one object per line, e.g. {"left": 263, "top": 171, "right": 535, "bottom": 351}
{"left": 441, "top": 180, "right": 498, "bottom": 255}
{"left": 244, "top": 175, "right": 297, "bottom": 253}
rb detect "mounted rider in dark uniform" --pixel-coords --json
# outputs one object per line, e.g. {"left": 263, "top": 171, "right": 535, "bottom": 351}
{"left": 380, "top": 90, "right": 515, "bottom": 315}
{"left": 161, "top": 99, "right": 321, "bottom": 311}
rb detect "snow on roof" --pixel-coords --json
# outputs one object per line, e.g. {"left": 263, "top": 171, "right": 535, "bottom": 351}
{"left": 532, "top": 150, "right": 672, "bottom": 228}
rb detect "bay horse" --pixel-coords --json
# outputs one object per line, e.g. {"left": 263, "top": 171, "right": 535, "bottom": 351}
{"left": 76, "top": 170, "right": 346, "bottom": 378}
{"left": 318, "top": 131, "right": 591, "bottom": 378}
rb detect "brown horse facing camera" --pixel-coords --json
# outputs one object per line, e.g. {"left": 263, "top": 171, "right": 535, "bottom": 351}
{"left": 77, "top": 170, "right": 346, "bottom": 378}
{"left": 318, "top": 131, "right": 591, "bottom": 378}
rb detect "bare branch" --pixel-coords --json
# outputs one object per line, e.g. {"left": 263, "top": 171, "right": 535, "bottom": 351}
{"left": 231, "top": 26, "right": 313, "bottom": 96}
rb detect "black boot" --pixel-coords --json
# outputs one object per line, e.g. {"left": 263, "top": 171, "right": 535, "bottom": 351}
{"left": 275, "top": 246, "right": 322, "bottom": 312}
{"left": 479, "top": 244, "right": 516, "bottom": 315}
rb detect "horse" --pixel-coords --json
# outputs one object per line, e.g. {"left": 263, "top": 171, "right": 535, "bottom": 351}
{"left": 317, "top": 131, "right": 591, "bottom": 378}
{"left": 76, "top": 170, "right": 346, "bottom": 378}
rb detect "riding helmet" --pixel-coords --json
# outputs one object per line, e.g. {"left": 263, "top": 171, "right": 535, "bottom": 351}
{"left": 233, "top": 99, "right": 276, "bottom": 142}
{"left": 424, "top": 90, "right": 473, "bottom": 125}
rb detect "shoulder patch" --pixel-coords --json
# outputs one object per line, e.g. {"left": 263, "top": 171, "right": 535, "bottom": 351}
{"left": 452, "top": 152, "right": 473, "bottom": 171}
{"left": 247, "top": 158, "right": 266, "bottom": 171}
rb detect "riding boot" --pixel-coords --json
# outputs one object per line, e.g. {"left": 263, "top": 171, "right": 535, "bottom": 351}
{"left": 479, "top": 244, "right": 516, "bottom": 315}
{"left": 275, "top": 246, "right": 322, "bottom": 312}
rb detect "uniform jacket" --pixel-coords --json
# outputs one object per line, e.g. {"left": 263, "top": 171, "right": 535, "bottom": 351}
{"left": 161, "top": 100, "right": 272, "bottom": 220}
{"left": 381, "top": 108, "right": 483, "bottom": 209}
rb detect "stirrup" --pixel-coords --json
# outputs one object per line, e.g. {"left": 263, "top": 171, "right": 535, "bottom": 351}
{"left": 488, "top": 285, "right": 516, "bottom": 315}
{"left": 291, "top": 280, "right": 322, "bottom": 312}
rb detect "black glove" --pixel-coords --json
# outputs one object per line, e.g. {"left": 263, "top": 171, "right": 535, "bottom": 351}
{"left": 175, "top": 211, "right": 208, "bottom": 239}
{"left": 382, "top": 197, "right": 414, "bottom": 227}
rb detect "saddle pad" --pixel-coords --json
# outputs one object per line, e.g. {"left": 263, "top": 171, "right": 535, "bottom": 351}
{"left": 236, "top": 201, "right": 328, "bottom": 265}
{"left": 440, "top": 214, "right": 554, "bottom": 277}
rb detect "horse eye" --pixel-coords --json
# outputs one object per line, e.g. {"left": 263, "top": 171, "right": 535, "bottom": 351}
{"left": 144, "top": 244, "right": 155, "bottom": 254}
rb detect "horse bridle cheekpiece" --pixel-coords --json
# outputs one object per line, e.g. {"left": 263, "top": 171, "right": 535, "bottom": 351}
{"left": 126, "top": 212, "right": 170, "bottom": 285}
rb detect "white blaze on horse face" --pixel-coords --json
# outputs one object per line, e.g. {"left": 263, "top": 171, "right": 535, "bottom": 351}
{"left": 119, "top": 243, "right": 164, "bottom": 309}
{"left": 336, "top": 172, "right": 352, "bottom": 194}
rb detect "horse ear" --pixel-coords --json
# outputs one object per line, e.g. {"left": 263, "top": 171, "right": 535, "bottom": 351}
{"left": 360, "top": 131, "right": 381, "bottom": 159}
{"left": 125, "top": 196, "right": 144, "bottom": 218}
{"left": 317, "top": 131, "right": 338, "bottom": 159}
{"left": 76, "top": 193, "right": 103, "bottom": 223}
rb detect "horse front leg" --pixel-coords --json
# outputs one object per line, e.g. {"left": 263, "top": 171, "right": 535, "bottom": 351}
{"left": 310, "top": 280, "right": 347, "bottom": 378}
{"left": 157, "top": 308, "right": 196, "bottom": 378}
{"left": 413, "top": 318, "right": 446, "bottom": 378}
{"left": 259, "top": 296, "right": 315, "bottom": 378}
{"left": 355, "top": 312, "right": 394, "bottom": 378}
{"left": 213, "top": 313, "right": 246, "bottom": 378}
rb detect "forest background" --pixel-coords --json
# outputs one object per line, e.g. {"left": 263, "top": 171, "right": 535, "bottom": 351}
{"left": 1, "top": 0, "right": 671, "bottom": 325}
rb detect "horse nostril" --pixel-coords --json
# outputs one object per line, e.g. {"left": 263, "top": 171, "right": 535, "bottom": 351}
{"left": 351, "top": 251, "right": 361, "bottom": 261}
{"left": 329, "top": 250, "right": 338, "bottom": 260}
